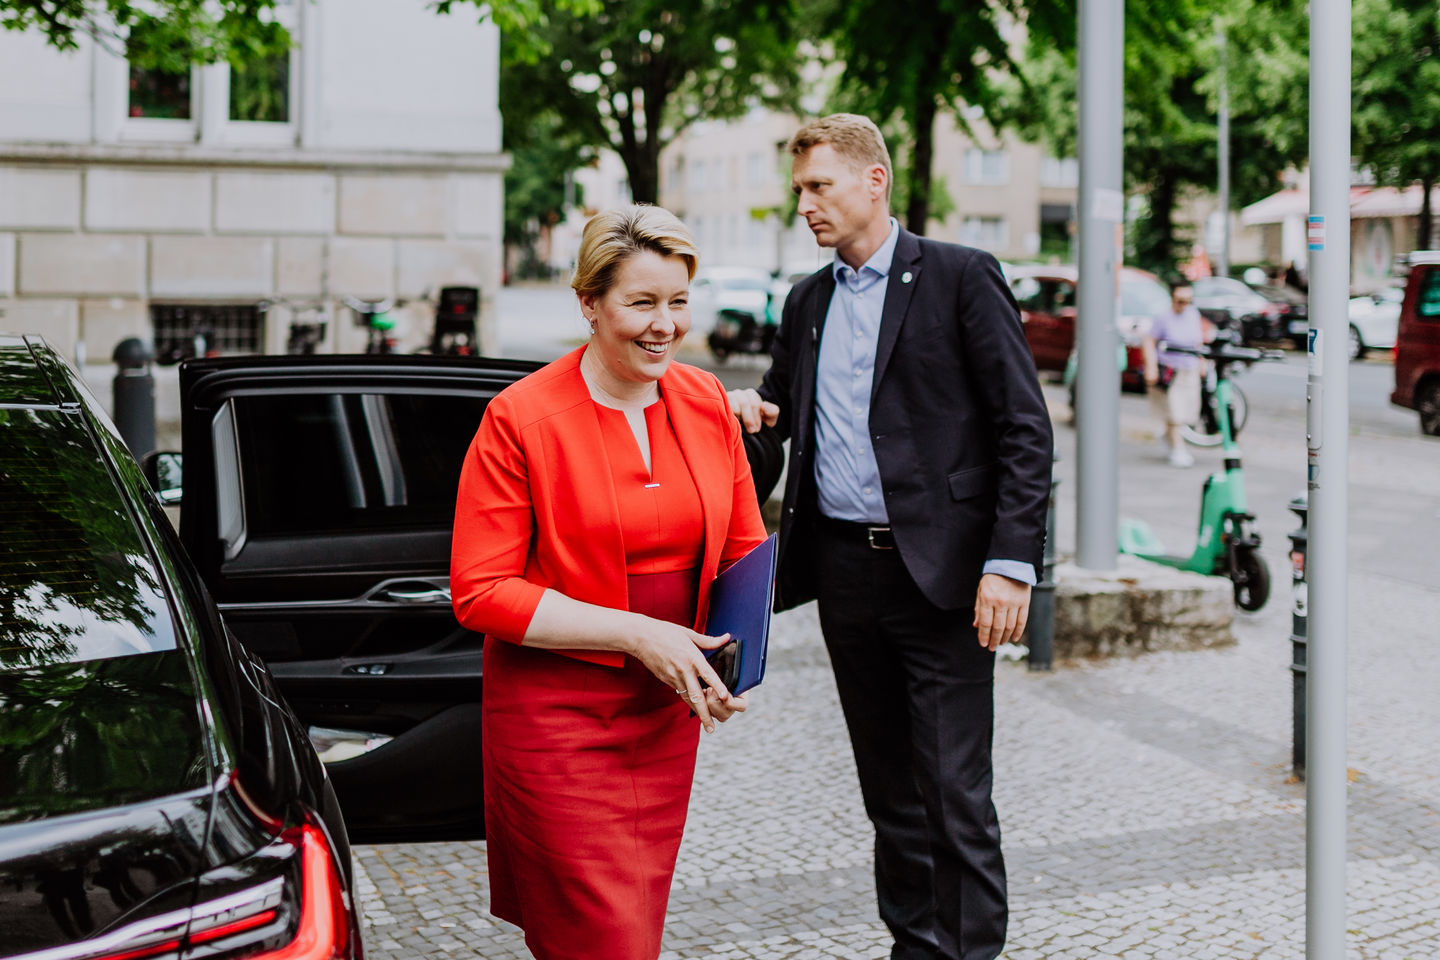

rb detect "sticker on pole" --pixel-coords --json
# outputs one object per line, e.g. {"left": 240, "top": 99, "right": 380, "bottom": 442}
{"left": 1307, "top": 215, "right": 1326, "bottom": 251}
{"left": 1308, "top": 327, "right": 1323, "bottom": 376}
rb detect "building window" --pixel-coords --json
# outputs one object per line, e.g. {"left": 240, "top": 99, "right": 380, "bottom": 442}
{"left": 1041, "top": 156, "right": 1079, "bottom": 188}
{"left": 960, "top": 216, "right": 1009, "bottom": 252}
{"left": 122, "top": 20, "right": 198, "bottom": 141}
{"left": 747, "top": 152, "right": 766, "bottom": 188}
{"left": 689, "top": 160, "right": 706, "bottom": 193}
{"left": 230, "top": 54, "right": 290, "bottom": 123}
{"left": 152, "top": 304, "right": 265, "bottom": 363}
{"left": 963, "top": 149, "right": 1010, "bottom": 186}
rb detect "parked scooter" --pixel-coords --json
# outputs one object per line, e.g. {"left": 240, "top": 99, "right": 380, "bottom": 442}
{"left": 1119, "top": 339, "right": 1284, "bottom": 610}
{"left": 708, "top": 300, "right": 777, "bottom": 363}
{"left": 344, "top": 295, "right": 398, "bottom": 354}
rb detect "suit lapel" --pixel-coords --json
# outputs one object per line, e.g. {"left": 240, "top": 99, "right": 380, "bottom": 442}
{"left": 872, "top": 229, "right": 923, "bottom": 398}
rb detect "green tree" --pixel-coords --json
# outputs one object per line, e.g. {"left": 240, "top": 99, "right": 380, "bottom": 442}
{"left": 480, "top": 0, "right": 803, "bottom": 205}
{"left": 814, "top": 0, "right": 1073, "bottom": 235}
{"left": 1000, "top": 0, "right": 1307, "bottom": 275}
{"left": 1352, "top": 0, "right": 1440, "bottom": 248}
{"left": 503, "top": 112, "right": 590, "bottom": 278}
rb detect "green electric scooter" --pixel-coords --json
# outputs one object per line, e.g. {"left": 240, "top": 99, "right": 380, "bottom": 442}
{"left": 1119, "top": 338, "right": 1284, "bottom": 611}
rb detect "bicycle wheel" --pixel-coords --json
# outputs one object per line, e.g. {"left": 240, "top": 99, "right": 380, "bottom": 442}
{"left": 1182, "top": 381, "right": 1247, "bottom": 447}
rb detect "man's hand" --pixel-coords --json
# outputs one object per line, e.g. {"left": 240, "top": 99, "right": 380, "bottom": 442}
{"left": 727, "top": 388, "right": 779, "bottom": 434}
{"left": 973, "top": 573, "right": 1032, "bottom": 651}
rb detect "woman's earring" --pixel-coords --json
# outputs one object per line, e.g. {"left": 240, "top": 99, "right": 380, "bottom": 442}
{"left": 587, "top": 317, "right": 596, "bottom": 336}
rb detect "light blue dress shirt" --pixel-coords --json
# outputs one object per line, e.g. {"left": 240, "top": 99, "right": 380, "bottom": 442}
{"left": 812, "top": 218, "right": 1035, "bottom": 586}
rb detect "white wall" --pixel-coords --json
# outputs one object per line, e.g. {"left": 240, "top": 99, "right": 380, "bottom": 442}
{"left": 312, "top": 0, "right": 500, "bottom": 154}
{"left": 0, "top": 30, "right": 94, "bottom": 142}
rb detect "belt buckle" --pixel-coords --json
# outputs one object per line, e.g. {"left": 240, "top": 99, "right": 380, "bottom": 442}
{"left": 866, "top": 526, "right": 893, "bottom": 550}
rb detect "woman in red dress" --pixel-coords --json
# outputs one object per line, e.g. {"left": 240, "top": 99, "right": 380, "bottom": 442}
{"left": 451, "top": 205, "right": 767, "bottom": 960}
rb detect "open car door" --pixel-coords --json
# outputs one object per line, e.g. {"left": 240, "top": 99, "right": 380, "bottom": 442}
{"left": 176, "top": 355, "right": 540, "bottom": 843}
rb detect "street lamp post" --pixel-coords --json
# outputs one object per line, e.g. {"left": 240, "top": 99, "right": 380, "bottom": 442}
{"left": 1306, "top": 0, "right": 1351, "bottom": 955}
{"left": 1074, "top": 0, "right": 1124, "bottom": 571}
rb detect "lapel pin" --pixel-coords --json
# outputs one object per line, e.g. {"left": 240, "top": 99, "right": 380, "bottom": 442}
{"left": 901, "top": 271, "right": 913, "bottom": 284}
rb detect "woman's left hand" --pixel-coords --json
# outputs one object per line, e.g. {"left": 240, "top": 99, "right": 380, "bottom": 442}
{"left": 703, "top": 689, "right": 749, "bottom": 723}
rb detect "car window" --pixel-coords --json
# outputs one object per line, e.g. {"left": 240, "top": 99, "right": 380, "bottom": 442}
{"left": 231, "top": 392, "right": 491, "bottom": 538}
{"left": 1010, "top": 276, "right": 1043, "bottom": 310}
{"left": 1121, "top": 277, "right": 1171, "bottom": 317}
{"left": 1418, "top": 269, "right": 1440, "bottom": 319}
{"left": 0, "top": 408, "right": 180, "bottom": 670}
{"left": 1052, "top": 281, "right": 1077, "bottom": 309}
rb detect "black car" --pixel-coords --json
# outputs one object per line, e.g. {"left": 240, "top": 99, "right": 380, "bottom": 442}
{"left": 1190, "top": 276, "right": 1290, "bottom": 344}
{"left": 1, "top": 335, "right": 365, "bottom": 960}
{"left": 1251, "top": 284, "right": 1309, "bottom": 350}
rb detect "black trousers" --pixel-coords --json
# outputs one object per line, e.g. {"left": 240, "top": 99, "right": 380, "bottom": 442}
{"left": 814, "top": 519, "right": 1006, "bottom": 960}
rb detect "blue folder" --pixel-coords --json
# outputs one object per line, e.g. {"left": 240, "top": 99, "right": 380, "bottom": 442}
{"left": 703, "top": 534, "right": 777, "bottom": 696}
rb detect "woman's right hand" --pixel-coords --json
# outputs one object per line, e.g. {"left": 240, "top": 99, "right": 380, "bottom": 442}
{"left": 629, "top": 622, "right": 733, "bottom": 732}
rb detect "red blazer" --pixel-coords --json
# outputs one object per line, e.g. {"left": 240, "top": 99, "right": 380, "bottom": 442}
{"left": 451, "top": 346, "right": 767, "bottom": 667}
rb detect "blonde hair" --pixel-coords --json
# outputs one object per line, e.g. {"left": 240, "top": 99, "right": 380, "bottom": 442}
{"left": 571, "top": 205, "right": 699, "bottom": 299}
{"left": 788, "top": 113, "right": 893, "bottom": 199}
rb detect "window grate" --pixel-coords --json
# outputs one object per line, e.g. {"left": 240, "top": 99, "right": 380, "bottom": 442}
{"left": 151, "top": 304, "right": 264, "bottom": 364}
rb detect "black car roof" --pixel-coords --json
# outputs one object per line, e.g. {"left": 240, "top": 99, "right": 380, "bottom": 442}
{"left": 0, "top": 334, "right": 75, "bottom": 407}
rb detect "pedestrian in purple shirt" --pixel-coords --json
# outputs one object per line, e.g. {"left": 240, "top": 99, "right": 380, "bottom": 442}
{"left": 1143, "top": 282, "right": 1206, "bottom": 467}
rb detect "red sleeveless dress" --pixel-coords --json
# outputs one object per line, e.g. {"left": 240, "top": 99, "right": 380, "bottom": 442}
{"left": 481, "top": 399, "right": 705, "bottom": 960}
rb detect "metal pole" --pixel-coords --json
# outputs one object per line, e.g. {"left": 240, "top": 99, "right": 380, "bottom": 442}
{"left": 1216, "top": 22, "right": 1231, "bottom": 278}
{"left": 1027, "top": 449, "right": 1061, "bottom": 672}
{"left": 1075, "top": 0, "right": 1124, "bottom": 571}
{"left": 1306, "top": 0, "right": 1350, "bottom": 954}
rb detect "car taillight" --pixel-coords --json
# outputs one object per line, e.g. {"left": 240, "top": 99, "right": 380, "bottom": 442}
{"left": 249, "top": 825, "right": 350, "bottom": 960}
{"left": 181, "top": 824, "right": 350, "bottom": 960}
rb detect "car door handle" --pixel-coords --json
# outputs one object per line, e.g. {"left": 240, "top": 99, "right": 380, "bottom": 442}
{"left": 374, "top": 585, "right": 452, "bottom": 604}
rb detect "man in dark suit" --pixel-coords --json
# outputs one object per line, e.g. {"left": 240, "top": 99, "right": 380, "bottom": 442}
{"left": 730, "top": 114, "right": 1052, "bottom": 960}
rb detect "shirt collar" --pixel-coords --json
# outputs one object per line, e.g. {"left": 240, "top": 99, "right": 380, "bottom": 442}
{"left": 833, "top": 218, "right": 900, "bottom": 283}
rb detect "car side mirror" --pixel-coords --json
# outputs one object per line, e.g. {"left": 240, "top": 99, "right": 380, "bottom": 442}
{"left": 140, "top": 451, "right": 184, "bottom": 506}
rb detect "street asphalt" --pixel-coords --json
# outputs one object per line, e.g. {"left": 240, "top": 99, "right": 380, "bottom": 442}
{"left": 348, "top": 287, "right": 1440, "bottom": 958}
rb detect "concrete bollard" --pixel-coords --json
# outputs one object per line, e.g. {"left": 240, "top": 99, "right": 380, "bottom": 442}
{"left": 112, "top": 338, "right": 156, "bottom": 460}
{"left": 1027, "top": 448, "right": 1061, "bottom": 672}
{"left": 1287, "top": 493, "right": 1309, "bottom": 780}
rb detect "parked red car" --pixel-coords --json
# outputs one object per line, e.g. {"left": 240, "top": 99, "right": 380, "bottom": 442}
{"left": 1008, "top": 264, "right": 1172, "bottom": 392}
{"left": 1391, "top": 252, "right": 1440, "bottom": 436}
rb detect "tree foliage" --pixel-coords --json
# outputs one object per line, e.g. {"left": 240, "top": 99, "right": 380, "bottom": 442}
{"left": 0, "top": 0, "right": 290, "bottom": 67}
{"left": 479, "top": 0, "right": 803, "bottom": 206}
{"left": 815, "top": 0, "right": 1074, "bottom": 234}
{"left": 1352, "top": 0, "right": 1440, "bottom": 246}
{"left": 1000, "top": 0, "right": 1307, "bottom": 275}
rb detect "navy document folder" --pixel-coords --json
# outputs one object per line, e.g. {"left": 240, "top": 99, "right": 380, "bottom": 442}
{"left": 703, "top": 533, "right": 778, "bottom": 696}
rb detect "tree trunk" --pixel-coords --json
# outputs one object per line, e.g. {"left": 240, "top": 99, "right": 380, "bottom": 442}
{"left": 1143, "top": 171, "right": 1177, "bottom": 273}
{"left": 905, "top": 94, "right": 937, "bottom": 235}
{"left": 1420, "top": 176, "right": 1435, "bottom": 251}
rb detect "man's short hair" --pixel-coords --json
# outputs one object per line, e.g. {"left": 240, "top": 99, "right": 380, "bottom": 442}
{"left": 788, "top": 113, "right": 893, "bottom": 199}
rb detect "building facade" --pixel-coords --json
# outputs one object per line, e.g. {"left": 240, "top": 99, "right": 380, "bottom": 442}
{"left": 0, "top": 0, "right": 506, "bottom": 362}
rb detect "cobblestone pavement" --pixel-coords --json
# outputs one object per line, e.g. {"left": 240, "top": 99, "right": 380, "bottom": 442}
{"left": 353, "top": 577, "right": 1440, "bottom": 959}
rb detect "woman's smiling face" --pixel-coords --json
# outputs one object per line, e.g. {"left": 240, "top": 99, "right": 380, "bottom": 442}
{"left": 580, "top": 249, "right": 692, "bottom": 392}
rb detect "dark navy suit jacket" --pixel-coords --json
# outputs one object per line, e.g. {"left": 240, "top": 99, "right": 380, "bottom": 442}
{"left": 758, "top": 227, "right": 1053, "bottom": 612}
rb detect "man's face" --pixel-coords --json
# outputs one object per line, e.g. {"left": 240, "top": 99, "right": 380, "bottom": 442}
{"left": 1172, "top": 287, "right": 1194, "bottom": 311}
{"left": 791, "top": 143, "right": 887, "bottom": 256}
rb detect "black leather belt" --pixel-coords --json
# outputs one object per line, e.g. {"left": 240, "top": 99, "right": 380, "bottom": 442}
{"left": 819, "top": 515, "right": 895, "bottom": 550}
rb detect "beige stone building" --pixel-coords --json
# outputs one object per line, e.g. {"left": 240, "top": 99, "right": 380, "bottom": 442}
{"left": 0, "top": 0, "right": 506, "bottom": 363}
